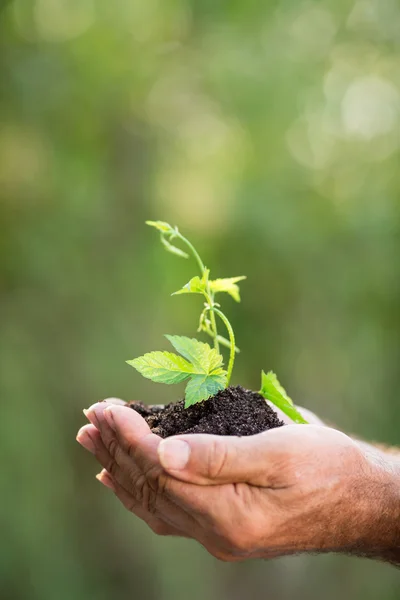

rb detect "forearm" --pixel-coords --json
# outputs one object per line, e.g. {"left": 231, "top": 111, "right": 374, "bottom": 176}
{"left": 354, "top": 442, "right": 400, "bottom": 565}
{"left": 309, "top": 411, "right": 400, "bottom": 565}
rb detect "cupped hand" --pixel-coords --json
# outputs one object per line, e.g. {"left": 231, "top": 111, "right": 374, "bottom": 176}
{"left": 76, "top": 401, "right": 388, "bottom": 561}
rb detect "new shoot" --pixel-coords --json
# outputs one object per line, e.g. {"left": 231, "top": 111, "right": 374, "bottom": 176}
{"left": 127, "top": 220, "right": 307, "bottom": 424}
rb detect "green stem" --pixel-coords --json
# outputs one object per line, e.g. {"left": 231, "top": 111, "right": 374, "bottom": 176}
{"left": 203, "top": 328, "right": 240, "bottom": 353}
{"left": 176, "top": 231, "right": 220, "bottom": 353}
{"left": 206, "top": 292, "right": 219, "bottom": 353}
{"left": 213, "top": 307, "right": 235, "bottom": 385}
{"left": 175, "top": 232, "right": 205, "bottom": 274}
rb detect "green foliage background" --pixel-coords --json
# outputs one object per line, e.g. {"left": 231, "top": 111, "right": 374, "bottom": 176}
{"left": 1, "top": 1, "right": 399, "bottom": 598}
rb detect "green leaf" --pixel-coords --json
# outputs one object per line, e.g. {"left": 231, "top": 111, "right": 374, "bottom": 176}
{"left": 128, "top": 336, "right": 227, "bottom": 407}
{"left": 160, "top": 234, "right": 189, "bottom": 259}
{"left": 209, "top": 276, "right": 246, "bottom": 302}
{"left": 184, "top": 373, "right": 226, "bottom": 408}
{"left": 127, "top": 352, "right": 194, "bottom": 384}
{"left": 146, "top": 220, "right": 174, "bottom": 234}
{"left": 172, "top": 275, "right": 205, "bottom": 296}
{"left": 146, "top": 220, "right": 189, "bottom": 258}
{"left": 165, "top": 335, "right": 223, "bottom": 373}
{"left": 172, "top": 269, "right": 209, "bottom": 296}
{"left": 259, "top": 370, "right": 308, "bottom": 424}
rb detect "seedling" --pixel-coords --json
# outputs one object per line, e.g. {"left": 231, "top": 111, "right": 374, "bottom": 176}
{"left": 127, "top": 221, "right": 307, "bottom": 423}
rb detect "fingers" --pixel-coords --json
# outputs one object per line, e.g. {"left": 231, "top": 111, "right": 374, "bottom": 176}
{"left": 102, "top": 404, "right": 159, "bottom": 463}
{"left": 76, "top": 423, "right": 190, "bottom": 538}
{"left": 157, "top": 429, "right": 293, "bottom": 486}
{"left": 93, "top": 404, "right": 203, "bottom": 530}
{"left": 78, "top": 403, "right": 200, "bottom": 537}
{"left": 80, "top": 404, "right": 160, "bottom": 500}
{"left": 85, "top": 403, "right": 289, "bottom": 488}
{"left": 77, "top": 423, "right": 137, "bottom": 494}
{"left": 83, "top": 400, "right": 153, "bottom": 448}
{"left": 96, "top": 469, "right": 189, "bottom": 538}
{"left": 79, "top": 402, "right": 306, "bottom": 490}
{"left": 76, "top": 423, "right": 100, "bottom": 455}
{"left": 85, "top": 403, "right": 161, "bottom": 478}
{"left": 102, "top": 397, "right": 127, "bottom": 406}
{"left": 103, "top": 402, "right": 153, "bottom": 441}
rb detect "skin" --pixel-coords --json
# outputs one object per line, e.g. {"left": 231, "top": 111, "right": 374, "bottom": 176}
{"left": 76, "top": 399, "right": 400, "bottom": 565}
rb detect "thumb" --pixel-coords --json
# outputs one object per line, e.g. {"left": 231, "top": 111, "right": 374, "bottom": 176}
{"left": 157, "top": 431, "right": 285, "bottom": 486}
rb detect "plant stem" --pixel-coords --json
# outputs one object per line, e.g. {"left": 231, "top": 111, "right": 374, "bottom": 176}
{"left": 203, "top": 328, "right": 240, "bottom": 353}
{"left": 213, "top": 307, "right": 235, "bottom": 385}
{"left": 206, "top": 292, "right": 220, "bottom": 352}
{"left": 176, "top": 231, "right": 220, "bottom": 353}
{"left": 175, "top": 232, "right": 206, "bottom": 274}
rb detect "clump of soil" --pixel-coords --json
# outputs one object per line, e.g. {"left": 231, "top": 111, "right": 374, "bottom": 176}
{"left": 129, "top": 385, "right": 284, "bottom": 438}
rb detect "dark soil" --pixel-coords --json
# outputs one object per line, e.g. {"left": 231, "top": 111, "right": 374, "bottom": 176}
{"left": 129, "top": 385, "right": 284, "bottom": 438}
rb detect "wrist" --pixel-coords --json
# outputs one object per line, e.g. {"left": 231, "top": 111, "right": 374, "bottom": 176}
{"left": 353, "top": 444, "right": 400, "bottom": 564}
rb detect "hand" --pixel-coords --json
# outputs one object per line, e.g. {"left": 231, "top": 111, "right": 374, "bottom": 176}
{"left": 76, "top": 401, "right": 400, "bottom": 562}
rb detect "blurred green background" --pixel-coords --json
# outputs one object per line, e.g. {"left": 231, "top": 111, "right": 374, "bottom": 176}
{"left": 1, "top": 0, "right": 400, "bottom": 598}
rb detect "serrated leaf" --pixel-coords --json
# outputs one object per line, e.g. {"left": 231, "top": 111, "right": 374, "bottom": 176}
{"left": 184, "top": 373, "right": 227, "bottom": 407}
{"left": 126, "top": 352, "right": 194, "bottom": 384}
{"left": 160, "top": 234, "right": 189, "bottom": 259}
{"left": 259, "top": 370, "right": 308, "bottom": 424}
{"left": 146, "top": 220, "right": 175, "bottom": 234}
{"left": 209, "top": 276, "right": 246, "bottom": 302}
{"left": 128, "top": 337, "right": 227, "bottom": 407}
{"left": 165, "top": 335, "right": 223, "bottom": 373}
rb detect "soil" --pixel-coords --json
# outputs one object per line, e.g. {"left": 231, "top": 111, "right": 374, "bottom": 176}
{"left": 129, "top": 385, "right": 284, "bottom": 438}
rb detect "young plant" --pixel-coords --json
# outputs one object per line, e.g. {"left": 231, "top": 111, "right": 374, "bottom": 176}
{"left": 127, "top": 220, "right": 307, "bottom": 423}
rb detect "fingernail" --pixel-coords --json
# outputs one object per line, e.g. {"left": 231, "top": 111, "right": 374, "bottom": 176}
{"left": 76, "top": 431, "right": 96, "bottom": 454}
{"left": 96, "top": 470, "right": 115, "bottom": 491}
{"left": 103, "top": 407, "right": 116, "bottom": 431}
{"left": 158, "top": 439, "right": 190, "bottom": 471}
{"left": 83, "top": 404, "right": 101, "bottom": 428}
